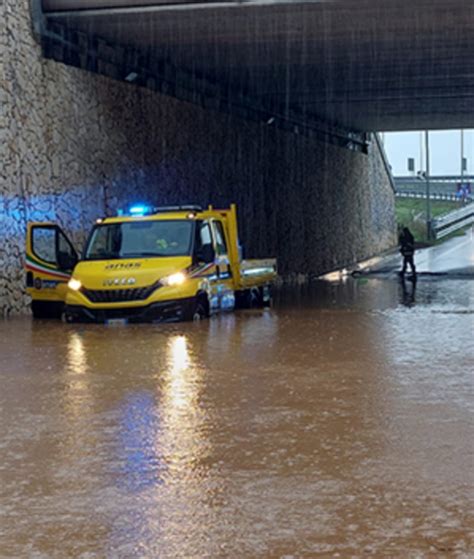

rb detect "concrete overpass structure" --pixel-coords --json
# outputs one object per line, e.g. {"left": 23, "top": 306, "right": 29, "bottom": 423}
{"left": 37, "top": 0, "right": 474, "bottom": 133}
{"left": 1, "top": 0, "right": 473, "bottom": 315}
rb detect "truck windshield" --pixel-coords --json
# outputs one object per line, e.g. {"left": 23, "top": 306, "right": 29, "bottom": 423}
{"left": 84, "top": 220, "right": 194, "bottom": 260}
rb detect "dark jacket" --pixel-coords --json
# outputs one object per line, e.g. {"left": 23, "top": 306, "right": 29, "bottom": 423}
{"left": 399, "top": 229, "right": 415, "bottom": 257}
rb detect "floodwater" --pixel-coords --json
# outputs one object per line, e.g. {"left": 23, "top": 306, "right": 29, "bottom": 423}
{"left": 0, "top": 278, "right": 473, "bottom": 558}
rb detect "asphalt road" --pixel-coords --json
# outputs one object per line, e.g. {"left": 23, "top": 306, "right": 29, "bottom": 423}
{"left": 416, "top": 228, "right": 474, "bottom": 275}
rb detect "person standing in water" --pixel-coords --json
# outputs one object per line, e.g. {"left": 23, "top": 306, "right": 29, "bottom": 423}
{"left": 399, "top": 227, "right": 416, "bottom": 277}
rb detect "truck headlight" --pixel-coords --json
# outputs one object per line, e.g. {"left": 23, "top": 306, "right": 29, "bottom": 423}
{"left": 68, "top": 278, "right": 82, "bottom": 291}
{"left": 161, "top": 272, "right": 186, "bottom": 286}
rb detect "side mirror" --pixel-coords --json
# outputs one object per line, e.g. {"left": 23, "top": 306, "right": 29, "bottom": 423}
{"left": 196, "top": 244, "right": 215, "bottom": 264}
{"left": 58, "top": 251, "right": 78, "bottom": 271}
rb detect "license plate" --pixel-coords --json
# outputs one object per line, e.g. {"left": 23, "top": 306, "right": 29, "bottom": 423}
{"left": 105, "top": 318, "right": 128, "bottom": 326}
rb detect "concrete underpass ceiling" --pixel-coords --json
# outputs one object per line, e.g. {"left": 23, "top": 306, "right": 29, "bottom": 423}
{"left": 42, "top": 0, "right": 474, "bottom": 132}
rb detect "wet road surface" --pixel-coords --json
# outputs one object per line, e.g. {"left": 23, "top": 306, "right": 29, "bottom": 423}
{"left": 1, "top": 278, "right": 473, "bottom": 557}
{"left": 415, "top": 229, "right": 474, "bottom": 275}
{"left": 355, "top": 228, "right": 474, "bottom": 278}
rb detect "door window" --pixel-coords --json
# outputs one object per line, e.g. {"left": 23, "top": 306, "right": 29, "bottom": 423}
{"left": 32, "top": 227, "right": 56, "bottom": 264}
{"left": 31, "top": 226, "right": 77, "bottom": 270}
{"left": 193, "top": 221, "right": 215, "bottom": 263}
{"left": 195, "top": 221, "right": 212, "bottom": 252}
{"left": 57, "top": 230, "right": 78, "bottom": 270}
{"left": 213, "top": 221, "right": 228, "bottom": 255}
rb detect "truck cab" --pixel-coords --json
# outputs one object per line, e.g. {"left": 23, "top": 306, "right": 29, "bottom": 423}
{"left": 25, "top": 204, "right": 276, "bottom": 323}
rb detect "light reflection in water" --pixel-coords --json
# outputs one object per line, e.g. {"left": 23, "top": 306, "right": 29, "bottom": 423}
{"left": 166, "top": 335, "right": 192, "bottom": 411}
{"left": 116, "top": 334, "right": 207, "bottom": 492}
{"left": 111, "top": 333, "right": 213, "bottom": 555}
{"left": 67, "top": 332, "right": 89, "bottom": 375}
{"left": 161, "top": 334, "right": 208, "bottom": 470}
{"left": 64, "top": 332, "right": 91, "bottom": 420}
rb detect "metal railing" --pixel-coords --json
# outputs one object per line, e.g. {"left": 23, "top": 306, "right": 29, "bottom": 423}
{"left": 432, "top": 203, "right": 474, "bottom": 239}
{"left": 395, "top": 191, "right": 471, "bottom": 202}
{"left": 395, "top": 175, "right": 474, "bottom": 184}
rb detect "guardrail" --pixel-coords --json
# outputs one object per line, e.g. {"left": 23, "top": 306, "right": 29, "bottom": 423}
{"left": 432, "top": 203, "right": 474, "bottom": 239}
{"left": 395, "top": 191, "right": 471, "bottom": 202}
{"left": 395, "top": 175, "right": 474, "bottom": 183}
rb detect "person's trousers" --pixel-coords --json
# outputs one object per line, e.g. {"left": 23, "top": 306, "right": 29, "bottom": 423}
{"left": 402, "top": 255, "right": 416, "bottom": 275}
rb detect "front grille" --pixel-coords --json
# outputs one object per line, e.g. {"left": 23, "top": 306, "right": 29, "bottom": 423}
{"left": 81, "top": 281, "right": 161, "bottom": 303}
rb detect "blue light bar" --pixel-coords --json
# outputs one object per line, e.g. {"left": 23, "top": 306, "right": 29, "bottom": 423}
{"left": 128, "top": 204, "right": 151, "bottom": 216}
{"left": 117, "top": 204, "right": 203, "bottom": 217}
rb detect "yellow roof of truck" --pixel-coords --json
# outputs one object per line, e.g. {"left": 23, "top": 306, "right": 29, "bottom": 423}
{"left": 101, "top": 205, "right": 227, "bottom": 224}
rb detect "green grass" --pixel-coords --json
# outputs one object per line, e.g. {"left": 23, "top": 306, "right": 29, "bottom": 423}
{"left": 395, "top": 198, "right": 464, "bottom": 243}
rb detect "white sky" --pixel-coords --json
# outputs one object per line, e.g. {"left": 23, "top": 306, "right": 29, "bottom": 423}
{"left": 383, "top": 129, "right": 474, "bottom": 177}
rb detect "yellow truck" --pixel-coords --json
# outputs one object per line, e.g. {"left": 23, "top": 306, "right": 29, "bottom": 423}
{"left": 25, "top": 204, "right": 276, "bottom": 323}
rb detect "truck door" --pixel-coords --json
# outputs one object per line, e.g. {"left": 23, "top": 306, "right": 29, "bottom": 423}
{"left": 191, "top": 220, "right": 217, "bottom": 310}
{"left": 26, "top": 223, "right": 78, "bottom": 318}
{"left": 211, "top": 220, "right": 235, "bottom": 311}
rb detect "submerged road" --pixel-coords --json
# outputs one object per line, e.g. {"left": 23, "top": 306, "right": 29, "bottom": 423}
{"left": 0, "top": 274, "right": 473, "bottom": 557}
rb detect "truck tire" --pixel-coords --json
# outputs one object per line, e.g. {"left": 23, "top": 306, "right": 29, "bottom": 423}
{"left": 261, "top": 285, "right": 272, "bottom": 307}
{"left": 236, "top": 287, "right": 263, "bottom": 309}
{"left": 183, "top": 294, "right": 209, "bottom": 322}
{"left": 64, "top": 311, "right": 75, "bottom": 324}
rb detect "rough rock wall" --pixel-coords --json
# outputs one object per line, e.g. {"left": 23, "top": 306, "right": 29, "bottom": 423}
{"left": 0, "top": 0, "right": 396, "bottom": 316}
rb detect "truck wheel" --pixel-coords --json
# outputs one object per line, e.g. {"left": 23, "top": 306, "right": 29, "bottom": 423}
{"left": 236, "top": 288, "right": 262, "bottom": 309}
{"left": 261, "top": 285, "right": 272, "bottom": 307}
{"left": 183, "top": 295, "right": 209, "bottom": 322}
{"left": 63, "top": 312, "right": 75, "bottom": 324}
{"left": 192, "top": 301, "right": 207, "bottom": 321}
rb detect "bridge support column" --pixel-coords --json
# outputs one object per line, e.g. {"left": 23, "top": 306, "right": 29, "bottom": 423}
{"left": 0, "top": 0, "right": 396, "bottom": 316}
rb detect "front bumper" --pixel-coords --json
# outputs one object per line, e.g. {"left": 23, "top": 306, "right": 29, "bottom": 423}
{"left": 65, "top": 297, "right": 195, "bottom": 323}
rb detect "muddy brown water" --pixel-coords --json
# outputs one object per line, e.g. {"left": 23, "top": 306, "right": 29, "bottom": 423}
{"left": 1, "top": 278, "right": 473, "bottom": 558}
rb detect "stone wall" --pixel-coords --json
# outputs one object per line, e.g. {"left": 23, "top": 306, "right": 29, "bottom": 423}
{"left": 0, "top": 0, "right": 396, "bottom": 316}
